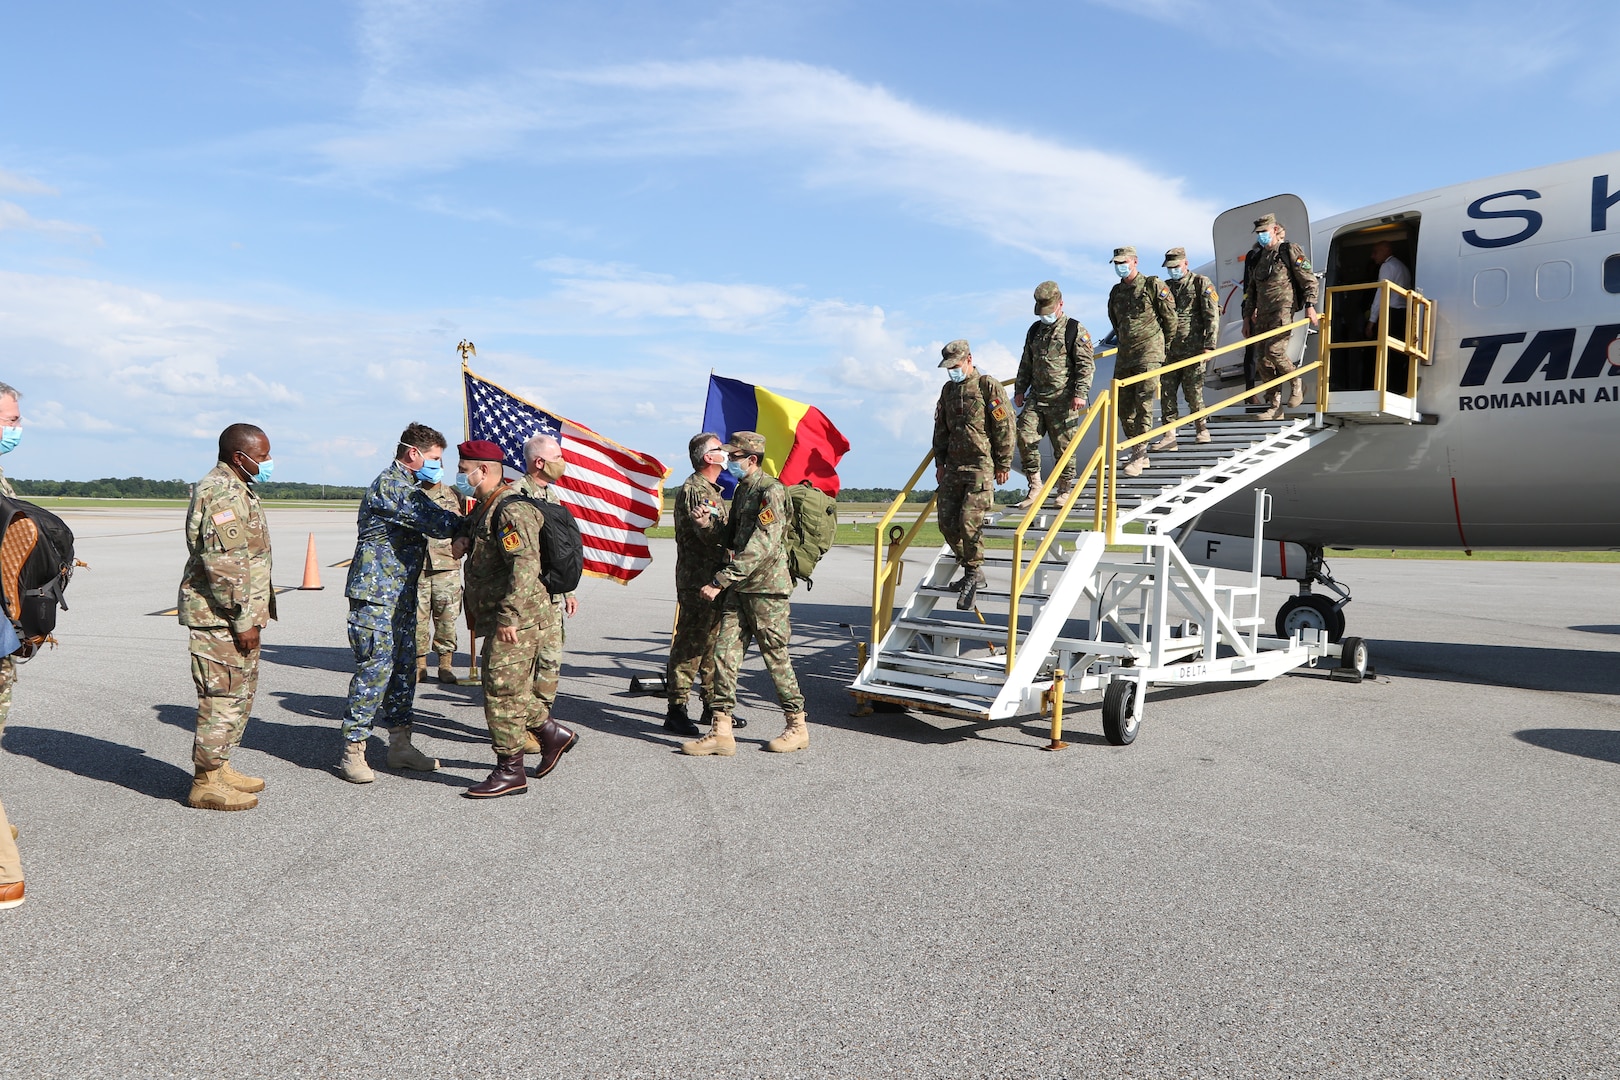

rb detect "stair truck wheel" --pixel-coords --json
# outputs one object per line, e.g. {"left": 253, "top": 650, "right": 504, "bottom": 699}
{"left": 1102, "top": 680, "right": 1139, "bottom": 746}
{"left": 1336, "top": 636, "right": 1369, "bottom": 683}
{"left": 1275, "top": 594, "right": 1346, "bottom": 643}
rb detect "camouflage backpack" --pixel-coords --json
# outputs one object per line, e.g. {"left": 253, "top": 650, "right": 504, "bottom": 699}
{"left": 785, "top": 481, "right": 837, "bottom": 591}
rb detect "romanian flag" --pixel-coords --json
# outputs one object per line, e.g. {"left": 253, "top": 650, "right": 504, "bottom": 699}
{"left": 702, "top": 375, "right": 850, "bottom": 497}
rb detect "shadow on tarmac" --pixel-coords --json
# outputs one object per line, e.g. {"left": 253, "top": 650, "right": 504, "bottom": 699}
{"left": 1569, "top": 625, "right": 1620, "bottom": 636}
{"left": 1514, "top": 728, "right": 1620, "bottom": 765}
{"left": 1371, "top": 640, "right": 1620, "bottom": 695}
{"left": 2, "top": 725, "right": 194, "bottom": 804}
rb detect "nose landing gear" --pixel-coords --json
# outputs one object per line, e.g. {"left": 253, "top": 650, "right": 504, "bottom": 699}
{"left": 1275, "top": 546, "right": 1351, "bottom": 642}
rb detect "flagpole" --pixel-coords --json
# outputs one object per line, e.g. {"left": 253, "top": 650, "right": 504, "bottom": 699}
{"left": 458, "top": 339, "right": 476, "bottom": 442}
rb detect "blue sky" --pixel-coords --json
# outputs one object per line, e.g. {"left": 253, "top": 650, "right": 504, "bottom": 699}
{"left": 2, "top": 0, "right": 1616, "bottom": 486}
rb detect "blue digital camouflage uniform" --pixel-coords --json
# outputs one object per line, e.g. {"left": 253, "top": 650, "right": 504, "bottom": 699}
{"left": 339, "top": 461, "right": 464, "bottom": 743}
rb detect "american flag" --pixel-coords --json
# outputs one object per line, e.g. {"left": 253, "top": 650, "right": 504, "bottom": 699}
{"left": 463, "top": 367, "right": 669, "bottom": 584}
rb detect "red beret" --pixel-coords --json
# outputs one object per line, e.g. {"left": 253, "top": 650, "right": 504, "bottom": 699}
{"left": 457, "top": 439, "right": 506, "bottom": 463}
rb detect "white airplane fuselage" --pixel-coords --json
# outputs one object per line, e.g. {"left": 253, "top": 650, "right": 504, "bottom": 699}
{"left": 1195, "top": 151, "right": 1620, "bottom": 551}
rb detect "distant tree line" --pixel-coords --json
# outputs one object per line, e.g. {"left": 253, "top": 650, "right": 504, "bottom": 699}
{"left": 11, "top": 477, "right": 367, "bottom": 500}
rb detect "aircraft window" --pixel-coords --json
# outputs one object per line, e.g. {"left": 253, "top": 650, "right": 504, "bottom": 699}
{"left": 1536, "top": 260, "right": 1573, "bottom": 301}
{"left": 1473, "top": 267, "right": 1508, "bottom": 308}
{"left": 1606, "top": 255, "right": 1620, "bottom": 294}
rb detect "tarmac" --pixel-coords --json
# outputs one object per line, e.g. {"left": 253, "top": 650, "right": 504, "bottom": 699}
{"left": 2, "top": 504, "right": 1618, "bottom": 1079}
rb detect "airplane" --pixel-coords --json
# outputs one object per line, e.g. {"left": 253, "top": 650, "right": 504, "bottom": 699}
{"left": 1167, "top": 149, "right": 1620, "bottom": 642}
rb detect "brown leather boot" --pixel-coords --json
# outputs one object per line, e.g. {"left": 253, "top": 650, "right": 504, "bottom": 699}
{"left": 0, "top": 880, "right": 23, "bottom": 910}
{"left": 188, "top": 767, "right": 259, "bottom": 811}
{"left": 218, "top": 760, "right": 265, "bottom": 793}
{"left": 766, "top": 711, "right": 809, "bottom": 753}
{"left": 683, "top": 712, "right": 736, "bottom": 756}
{"left": 465, "top": 753, "right": 527, "bottom": 798}
{"left": 534, "top": 719, "right": 579, "bottom": 779}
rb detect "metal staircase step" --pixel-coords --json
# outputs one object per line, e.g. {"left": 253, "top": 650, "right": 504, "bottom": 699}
{"left": 915, "top": 584, "right": 1051, "bottom": 605}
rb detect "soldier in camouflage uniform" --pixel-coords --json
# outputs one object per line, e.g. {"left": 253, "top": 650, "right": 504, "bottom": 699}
{"left": 662, "top": 432, "right": 728, "bottom": 737}
{"left": 177, "top": 424, "right": 276, "bottom": 812}
{"left": 1107, "top": 246, "right": 1178, "bottom": 477}
{"left": 0, "top": 382, "right": 24, "bottom": 906}
{"left": 934, "top": 340, "right": 1013, "bottom": 610}
{"left": 1014, "top": 281, "right": 1093, "bottom": 508}
{"left": 516, "top": 433, "right": 578, "bottom": 752}
{"left": 336, "top": 422, "right": 467, "bottom": 784}
{"left": 684, "top": 431, "right": 808, "bottom": 757}
{"left": 458, "top": 440, "right": 577, "bottom": 797}
{"left": 1242, "top": 213, "right": 1319, "bottom": 419}
{"left": 414, "top": 477, "right": 464, "bottom": 684}
{"left": 1154, "top": 246, "right": 1221, "bottom": 449}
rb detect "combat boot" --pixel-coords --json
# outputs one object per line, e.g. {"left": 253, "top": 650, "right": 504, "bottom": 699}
{"left": 523, "top": 729, "right": 543, "bottom": 755}
{"left": 465, "top": 752, "right": 527, "bottom": 799}
{"left": 534, "top": 718, "right": 579, "bottom": 779}
{"left": 1151, "top": 427, "right": 1178, "bottom": 451}
{"left": 218, "top": 760, "right": 265, "bottom": 793}
{"left": 1286, "top": 378, "right": 1304, "bottom": 407}
{"left": 1256, "top": 392, "right": 1283, "bottom": 421}
{"left": 386, "top": 725, "right": 439, "bottom": 771}
{"left": 436, "top": 654, "right": 456, "bottom": 683}
{"left": 338, "top": 740, "right": 375, "bottom": 784}
{"left": 955, "top": 566, "right": 987, "bottom": 611}
{"left": 416, "top": 654, "right": 428, "bottom": 680}
{"left": 1015, "top": 472, "right": 1043, "bottom": 509}
{"left": 1122, "top": 452, "right": 1149, "bottom": 478}
{"left": 664, "top": 700, "right": 701, "bottom": 737}
{"left": 766, "top": 711, "right": 809, "bottom": 753}
{"left": 188, "top": 767, "right": 259, "bottom": 811}
{"left": 682, "top": 712, "right": 736, "bottom": 757}
{"left": 1195, "top": 421, "right": 1211, "bottom": 444}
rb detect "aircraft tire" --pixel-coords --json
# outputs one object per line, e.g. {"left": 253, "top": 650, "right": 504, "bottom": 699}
{"left": 1101, "top": 680, "right": 1139, "bottom": 746}
{"left": 1276, "top": 594, "right": 1345, "bottom": 643}
{"left": 1337, "top": 636, "right": 1369, "bottom": 683}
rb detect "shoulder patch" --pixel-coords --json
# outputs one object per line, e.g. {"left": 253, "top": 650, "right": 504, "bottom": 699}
{"left": 500, "top": 521, "right": 524, "bottom": 553}
{"left": 991, "top": 404, "right": 1008, "bottom": 422}
{"left": 759, "top": 506, "right": 776, "bottom": 526}
{"left": 211, "top": 508, "right": 237, "bottom": 526}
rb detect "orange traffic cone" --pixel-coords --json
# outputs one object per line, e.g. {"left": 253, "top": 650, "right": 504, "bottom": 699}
{"left": 299, "top": 533, "right": 324, "bottom": 590}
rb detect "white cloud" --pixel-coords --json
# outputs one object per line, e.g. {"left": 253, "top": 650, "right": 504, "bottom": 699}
{"left": 539, "top": 260, "right": 799, "bottom": 330}
{"left": 0, "top": 201, "right": 100, "bottom": 243}
{"left": 0, "top": 168, "right": 58, "bottom": 196}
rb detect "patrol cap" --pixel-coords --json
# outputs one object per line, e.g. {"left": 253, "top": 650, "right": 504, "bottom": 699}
{"left": 939, "top": 339, "right": 972, "bottom": 368}
{"left": 1253, "top": 213, "right": 1278, "bottom": 230}
{"left": 1111, "top": 246, "right": 1137, "bottom": 263}
{"left": 724, "top": 431, "right": 768, "bottom": 457}
{"left": 457, "top": 439, "right": 505, "bottom": 463}
{"left": 1033, "top": 280, "right": 1062, "bottom": 316}
{"left": 1162, "top": 246, "right": 1187, "bottom": 266}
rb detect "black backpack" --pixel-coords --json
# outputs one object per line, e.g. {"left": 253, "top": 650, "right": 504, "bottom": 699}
{"left": 0, "top": 494, "right": 78, "bottom": 658}
{"left": 495, "top": 493, "right": 584, "bottom": 596}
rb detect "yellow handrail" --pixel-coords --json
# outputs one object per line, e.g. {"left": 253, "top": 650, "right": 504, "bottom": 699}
{"left": 1320, "top": 280, "right": 1434, "bottom": 411}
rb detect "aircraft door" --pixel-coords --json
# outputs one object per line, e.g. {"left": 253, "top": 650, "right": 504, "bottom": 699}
{"left": 1214, "top": 195, "right": 1313, "bottom": 369}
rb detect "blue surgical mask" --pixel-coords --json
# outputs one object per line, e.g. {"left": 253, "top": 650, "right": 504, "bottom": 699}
{"left": 453, "top": 471, "right": 477, "bottom": 498}
{"left": 947, "top": 367, "right": 967, "bottom": 384}
{"left": 0, "top": 427, "right": 19, "bottom": 454}
{"left": 414, "top": 458, "right": 443, "bottom": 484}
{"left": 1038, "top": 313, "right": 1058, "bottom": 325}
{"left": 1114, "top": 263, "right": 1131, "bottom": 279}
{"left": 239, "top": 454, "right": 273, "bottom": 484}
{"left": 725, "top": 459, "right": 748, "bottom": 479}
{"left": 1168, "top": 266, "right": 1184, "bottom": 280}
{"left": 1256, "top": 231, "right": 1273, "bottom": 247}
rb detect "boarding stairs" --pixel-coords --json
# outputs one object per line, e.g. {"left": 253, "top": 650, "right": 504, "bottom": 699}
{"left": 848, "top": 293, "right": 1429, "bottom": 745}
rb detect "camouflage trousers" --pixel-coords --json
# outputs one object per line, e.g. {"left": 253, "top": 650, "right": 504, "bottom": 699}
{"left": 1015, "top": 401, "right": 1080, "bottom": 484}
{"left": 340, "top": 598, "right": 419, "bottom": 743}
{"left": 482, "top": 619, "right": 549, "bottom": 756}
{"left": 415, "top": 569, "right": 461, "bottom": 659}
{"left": 188, "top": 626, "right": 261, "bottom": 771}
{"left": 533, "top": 598, "right": 565, "bottom": 715}
{"left": 0, "top": 656, "right": 18, "bottom": 884}
{"left": 1116, "top": 355, "right": 1162, "bottom": 443}
{"left": 1253, "top": 311, "right": 1296, "bottom": 387}
{"left": 1160, "top": 357, "right": 1206, "bottom": 424}
{"left": 937, "top": 470, "right": 994, "bottom": 571}
{"left": 710, "top": 590, "right": 804, "bottom": 716}
{"left": 666, "top": 589, "right": 721, "bottom": 705}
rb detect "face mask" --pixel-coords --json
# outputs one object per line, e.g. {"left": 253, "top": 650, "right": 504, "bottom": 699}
{"left": 239, "top": 454, "right": 273, "bottom": 484}
{"left": 1256, "top": 231, "right": 1273, "bottom": 247}
{"left": 540, "top": 457, "right": 566, "bottom": 482}
{"left": 1038, "top": 313, "right": 1057, "bottom": 325}
{"left": 414, "top": 458, "right": 443, "bottom": 484}
{"left": 454, "top": 470, "right": 479, "bottom": 498}
{"left": 1168, "top": 266, "right": 1184, "bottom": 280}
{"left": 947, "top": 367, "right": 967, "bottom": 384}
{"left": 1114, "top": 263, "right": 1131, "bottom": 279}
{"left": 725, "top": 459, "right": 748, "bottom": 479}
{"left": 0, "top": 427, "right": 19, "bottom": 454}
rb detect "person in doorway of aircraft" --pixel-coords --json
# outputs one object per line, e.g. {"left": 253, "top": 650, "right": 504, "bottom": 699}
{"left": 1241, "top": 214, "right": 1319, "bottom": 419}
{"left": 1362, "top": 240, "right": 1414, "bottom": 394}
